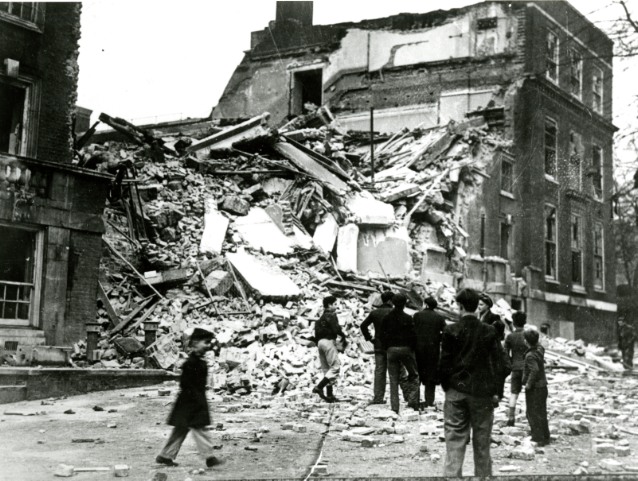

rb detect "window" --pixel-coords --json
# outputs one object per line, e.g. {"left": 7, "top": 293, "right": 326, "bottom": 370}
{"left": 570, "top": 214, "right": 583, "bottom": 285}
{"left": 0, "top": 224, "right": 42, "bottom": 326}
{"left": 593, "top": 222, "right": 604, "bottom": 289}
{"left": 592, "top": 145, "right": 603, "bottom": 200}
{"left": 0, "top": 81, "right": 26, "bottom": 155}
{"left": 592, "top": 67, "right": 603, "bottom": 114}
{"left": 544, "top": 118, "right": 557, "bottom": 177}
{"left": 569, "top": 49, "right": 582, "bottom": 99}
{"left": 501, "top": 158, "right": 513, "bottom": 193}
{"left": 545, "top": 205, "right": 557, "bottom": 279}
{"left": 500, "top": 222, "right": 510, "bottom": 259}
{"left": 290, "top": 68, "right": 323, "bottom": 116}
{"left": 546, "top": 31, "right": 559, "bottom": 83}
{"left": 568, "top": 131, "right": 582, "bottom": 190}
{"left": 0, "top": 2, "right": 36, "bottom": 22}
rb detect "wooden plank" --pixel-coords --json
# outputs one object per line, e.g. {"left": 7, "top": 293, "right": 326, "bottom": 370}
{"left": 98, "top": 281, "right": 120, "bottom": 328}
{"left": 109, "top": 295, "right": 155, "bottom": 336}
{"left": 324, "top": 280, "right": 377, "bottom": 293}
{"left": 121, "top": 301, "right": 159, "bottom": 337}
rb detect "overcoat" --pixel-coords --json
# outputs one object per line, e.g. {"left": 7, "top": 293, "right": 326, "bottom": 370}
{"left": 168, "top": 352, "right": 210, "bottom": 428}
{"left": 412, "top": 308, "right": 446, "bottom": 384}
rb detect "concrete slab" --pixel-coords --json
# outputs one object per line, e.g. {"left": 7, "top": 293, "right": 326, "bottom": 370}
{"left": 347, "top": 194, "right": 395, "bottom": 225}
{"left": 357, "top": 226, "right": 411, "bottom": 277}
{"left": 226, "top": 251, "right": 301, "bottom": 299}
{"left": 199, "top": 198, "right": 229, "bottom": 255}
{"left": 234, "top": 207, "right": 295, "bottom": 255}
{"left": 336, "top": 224, "right": 359, "bottom": 272}
{"left": 313, "top": 213, "right": 339, "bottom": 254}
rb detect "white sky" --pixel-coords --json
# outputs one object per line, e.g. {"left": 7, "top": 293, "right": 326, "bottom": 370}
{"left": 76, "top": 0, "right": 637, "bottom": 140}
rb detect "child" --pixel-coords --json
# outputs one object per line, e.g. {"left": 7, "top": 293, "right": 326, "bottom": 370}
{"left": 156, "top": 327, "right": 222, "bottom": 468}
{"left": 493, "top": 320, "right": 512, "bottom": 401}
{"left": 504, "top": 311, "right": 527, "bottom": 426}
{"left": 523, "top": 329, "right": 550, "bottom": 446}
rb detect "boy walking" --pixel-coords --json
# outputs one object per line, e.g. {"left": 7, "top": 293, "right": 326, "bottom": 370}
{"left": 156, "top": 328, "right": 221, "bottom": 468}
{"left": 523, "top": 329, "right": 550, "bottom": 446}
{"left": 504, "top": 311, "right": 527, "bottom": 426}
{"left": 313, "top": 295, "right": 347, "bottom": 403}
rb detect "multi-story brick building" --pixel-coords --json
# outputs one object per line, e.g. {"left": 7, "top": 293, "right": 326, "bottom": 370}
{"left": 214, "top": 1, "right": 616, "bottom": 343}
{"left": 0, "top": 3, "right": 110, "bottom": 349}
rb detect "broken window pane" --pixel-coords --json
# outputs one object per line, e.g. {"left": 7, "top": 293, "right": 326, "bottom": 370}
{"left": 546, "top": 31, "right": 559, "bottom": 82}
{"left": 501, "top": 160, "right": 513, "bottom": 192}
{"left": 592, "top": 145, "right": 603, "bottom": 200}
{"left": 0, "top": 226, "right": 36, "bottom": 322}
{"left": 570, "top": 214, "right": 583, "bottom": 285}
{"left": 0, "top": 82, "right": 26, "bottom": 155}
{"left": 592, "top": 67, "right": 603, "bottom": 114}
{"left": 544, "top": 118, "right": 557, "bottom": 177}
{"left": 569, "top": 49, "right": 582, "bottom": 98}
{"left": 568, "top": 131, "right": 582, "bottom": 190}
{"left": 545, "top": 205, "right": 557, "bottom": 279}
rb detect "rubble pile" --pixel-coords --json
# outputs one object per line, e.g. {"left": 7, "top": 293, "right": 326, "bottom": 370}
{"left": 66, "top": 108, "right": 623, "bottom": 394}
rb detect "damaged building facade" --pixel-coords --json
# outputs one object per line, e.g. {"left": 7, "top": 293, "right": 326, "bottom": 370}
{"left": 0, "top": 3, "right": 110, "bottom": 350}
{"left": 214, "top": 1, "right": 616, "bottom": 342}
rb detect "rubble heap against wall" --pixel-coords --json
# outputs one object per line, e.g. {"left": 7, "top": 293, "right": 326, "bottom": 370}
{"left": 69, "top": 108, "right": 622, "bottom": 392}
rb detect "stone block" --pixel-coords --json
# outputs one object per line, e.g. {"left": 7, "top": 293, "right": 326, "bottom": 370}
{"left": 200, "top": 199, "right": 229, "bottom": 255}
{"left": 204, "top": 270, "right": 233, "bottom": 296}
{"left": 357, "top": 226, "right": 411, "bottom": 277}
{"left": 234, "top": 207, "right": 295, "bottom": 255}
{"left": 221, "top": 195, "right": 250, "bottom": 216}
{"left": 391, "top": 435, "right": 405, "bottom": 443}
{"left": 292, "top": 423, "right": 307, "bottom": 433}
{"left": 615, "top": 445, "right": 631, "bottom": 457}
{"left": 403, "top": 411, "right": 419, "bottom": 422}
{"left": 313, "top": 213, "right": 338, "bottom": 254}
{"left": 511, "top": 444, "right": 535, "bottom": 460}
{"left": 361, "top": 438, "right": 380, "bottom": 448}
{"left": 599, "top": 458, "right": 624, "bottom": 472}
{"left": 226, "top": 251, "right": 300, "bottom": 299}
{"left": 419, "top": 423, "right": 439, "bottom": 435}
{"left": 336, "top": 224, "right": 359, "bottom": 272}
{"left": 595, "top": 443, "right": 616, "bottom": 454}
{"left": 351, "top": 427, "right": 375, "bottom": 436}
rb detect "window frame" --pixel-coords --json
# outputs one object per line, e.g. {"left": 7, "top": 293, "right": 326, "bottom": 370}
{"left": 592, "top": 66, "right": 604, "bottom": 114}
{"left": 544, "top": 117, "right": 558, "bottom": 179}
{"left": 570, "top": 214, "right": 583, "bottom": 286}
{"left": 592, "top": 144, "right": 603, "bottom": 201}
{"left": 500, "top": 157, "right": 514, "bottom": 194}
{"left": 0, "top": 2, "right": 44, "bottom": 32}
{"left": 0, "top": 73, "right": 39, "bottom": 158}
{"left": 546, "top": 30, "right": 559, "bottom": 84}
{"left": 568, "top": 48, "right": 583, "bottom": 99}
{"left": 593, "top": 222, "right": 604, "bottom": 290}
{"left": 0, "top": 221, "right": 43, "bottom": 327}
{"left": 568, "top": 130, "right": 583, "bottom": 191}
{"left": 545, "top": 204, "right": 558, "bottom": 281}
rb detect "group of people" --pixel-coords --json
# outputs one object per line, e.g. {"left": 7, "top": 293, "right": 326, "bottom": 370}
{"left": 151, "top": 288, "right": 550, "bottom": 476}
{"left": 312, "top": 287, "right": 550, "bottom": 478}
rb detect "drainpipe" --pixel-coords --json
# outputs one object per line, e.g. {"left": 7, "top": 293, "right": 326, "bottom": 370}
{"left": 480, "top": 212, "right": 488, "bottom": 291}
{"left": 370, "top": 107, "right": 375, "bottom": 184}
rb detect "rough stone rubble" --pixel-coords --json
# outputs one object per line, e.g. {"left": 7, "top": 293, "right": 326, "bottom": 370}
{"left": 68, "top": 109, "right": 627, "bottom": 394}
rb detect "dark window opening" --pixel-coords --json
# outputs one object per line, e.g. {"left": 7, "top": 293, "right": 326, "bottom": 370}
{"left": 0, "top": 82, "right": 26, "bottom": 155}
{"left": 544, "top": 119, "right": 557, "bottom": 177}
{"left": 477, "top": 17, "right": 498, "bottom": 30}
{"left": 291, "top": 69, "right": 323, "bottom": 116}
{"left": 501, "top": 160, "right": 513, "bottom": 193}
{"left": 570, "top": 215, "right": 583, "bottom": 285}
{"left": 500, "top": 223, "right": 510, "bottom": 259}
{"left": 511, "top": 298, "right": 523, "bottom": 311}
{"left": 545, "top": 205, "right": 557, "bottom": 279}
{"left": 592, "top": 145, "right": 603, "bottom": 200}
{"left": 0, "top": 226, "right": 36, "bottom": 321}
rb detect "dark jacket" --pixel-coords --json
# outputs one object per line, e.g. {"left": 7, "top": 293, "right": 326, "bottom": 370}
{"left": 439, "top": 314, "right": 502, "bottom": 398}
{"left": 380, "top": 308, "right": 417, "bottom": 350}
{"left": 481, "top": 310, "right": 502, "bottom": 326}
{"left": 504, "top": 329, "right": 528, "bottom": 371}
{"left": 315, "top": 311, "right": 346, "bottom": 341}
{"left": 523, "top": 345, "right": 547, "bottom": 390}
{"left": 168, "top": 352, "right": 210, "bottom": 428}
{"left": 413, "top": 308, "right": 447, "bottom": 384}
{"left": 360, "top": 303, "right": 393, "bottom": 351}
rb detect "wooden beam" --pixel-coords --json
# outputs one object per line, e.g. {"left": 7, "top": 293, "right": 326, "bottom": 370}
{"left": 98, "top": 281, "right": 120, "bottom": 328}
{"left": 109, "top": 295, "right": 155, "bottom": 336}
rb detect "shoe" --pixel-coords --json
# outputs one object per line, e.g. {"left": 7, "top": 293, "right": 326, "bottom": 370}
{"left": 326, "top": 386, "right": 341, "bottom": 403}
{"left": 156, "top": 455, "right": 179, "bottom": 467}
{"left": 407, "top": 403, "right": 420, "bottom": 412}
{"left": 312, "top": 378, "right": 331, "bottom": 402}
{"left": 206, "top": 456, "right": 223, "bottom": 467}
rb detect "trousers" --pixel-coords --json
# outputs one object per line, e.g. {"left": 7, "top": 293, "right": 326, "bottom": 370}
{"left": 422, "top": 382, "right": 436, "bottom": 406}
{"left": 525, "top": 386, "right": 550, "bottom": 444}
{"left": 318, "top": 339, "right": 341, "bottom": 384}
{"left": 387, "top": 346, "right": 419, "bottom": 413}
{"left": 372, "top": 350, "right": 387, "bottom": 402}
{"left": 158, "top": 426, "right": 215, "bottom": 460}
{"left": 443, "top": 388, "right": 494, "bottom": 478}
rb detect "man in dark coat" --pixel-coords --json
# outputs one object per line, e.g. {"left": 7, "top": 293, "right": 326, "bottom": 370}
{"left": 380, "top": 293, "right": 420, "bottom": 414}
{"left": 413, "top": 296, "right": 446, "bottom": 407}
{"left": 440, "top": 288, "right": 502, "bottom": 478}
{"left": 360, "top": 290, "right": 394, "bottom": 404}
{"left": 156, "top": 328, "right": 221, "bottom": 468}
{"left": 618, "top": 320, "right": 636, "bottom": 371}
{"left": 523, "top": 329, "right": 550, "bottom": 446}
